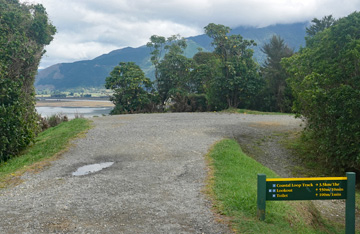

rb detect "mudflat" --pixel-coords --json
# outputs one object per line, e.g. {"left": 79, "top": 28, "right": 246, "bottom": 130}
{"left": 36, "top": 99, "right": 114, "bottom": 108}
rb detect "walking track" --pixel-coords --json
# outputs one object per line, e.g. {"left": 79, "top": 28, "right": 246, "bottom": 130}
{"left": 0, "top": 113, "right": 301, "bottom": 233}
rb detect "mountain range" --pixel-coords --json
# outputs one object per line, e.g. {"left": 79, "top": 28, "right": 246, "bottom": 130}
{"left": 35, "top": 22, "right": 308, "bottom": 90}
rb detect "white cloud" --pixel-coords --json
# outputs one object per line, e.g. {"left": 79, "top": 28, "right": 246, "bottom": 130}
{"left": 20, "top": 0, "right": 360, "bottom": 68}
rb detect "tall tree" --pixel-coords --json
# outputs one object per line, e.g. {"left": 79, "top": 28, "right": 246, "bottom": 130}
{"left": 282, "top": 12, "right": 360, "bottom": 171}
{"left": 204, "top": 23, "right": 261, "bottom": 109}
{"left": 158, "top": 36, "right": 190, "bottom": 101}
{"left": 261, "top": 35, "right": 294, "bottom": 112}
{"left": 191, "top": 52, "right": 221, "bottom": 94}
{"left": 147, "top": 34, "right": 190, "bottom": 104}
{"left": 146, "top": 35, "right": 166, "bottom": 81}
{"left": 105, "top": 62, "right": 157, "bottom": 114}
{"left": 0, "top": 0, "right": 56, "bottom": 161}
{"left": 305, "top": 15, "right": 337, "bottom": 47}
{"left": 306, "top": 15, "right": 337, "bottom": 37}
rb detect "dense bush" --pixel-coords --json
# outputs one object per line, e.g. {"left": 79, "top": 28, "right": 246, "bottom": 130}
{"left": 283, "top": 12, "right": 360, "bottom": 172}
{"left": 0, "top": 1, "right": 55, "bottom": 161}
{"left": 0, "top": 80, "right": 37, "bottom": 161}
{"left": 170, "top": 93, "right": 208, "bottom": 112}
{"left": 38, "top": 114, "right": 69, "bottom": 131}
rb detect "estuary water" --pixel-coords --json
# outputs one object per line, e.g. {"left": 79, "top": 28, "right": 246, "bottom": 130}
{"left": 36, "top": 106, "right": 113, "bottom": 119}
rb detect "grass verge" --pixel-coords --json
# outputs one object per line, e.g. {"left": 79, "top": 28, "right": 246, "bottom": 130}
{"left": 0, "top": 118, "right": 92, "bottom": 188}
{"left": 283, "top": 131, "right": 360, "bottom": 224}
{"left": 206, "top": 139, "right": 343, "bottom": 233}
{"left": 221, "top": 108, "right": 293, "bottom": 115}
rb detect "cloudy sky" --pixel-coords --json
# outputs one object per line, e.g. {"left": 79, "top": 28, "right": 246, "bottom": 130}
{"left": 20, "top": 0, "right": 360, "bottom": 69}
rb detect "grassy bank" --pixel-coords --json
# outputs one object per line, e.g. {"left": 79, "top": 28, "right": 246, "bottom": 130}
{"left": 206, "top": 139, "right": 343, "bottom": 233}
{"left": 221, "top": 108, "right": 292, "bottom": 115}
{"left": 0, "top": 118, "right": 92, "bottom": 188}
{"left": 284, "top": 131, "right": 360, "bottom": 227}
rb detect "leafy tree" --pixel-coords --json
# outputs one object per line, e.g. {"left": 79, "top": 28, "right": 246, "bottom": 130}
{"left": 146, "top": 34, "right": 187, "bottom": 82}
{"left": 260, "top": 35, "right": 294, "bottom": 112}
{"left": 191, "top": 52, "right": 221, "bottom": 94}
{"left": 204, "top": 23, "right": 261, "bottom": 109}
{"left": 282, "top": 12, "right": 360, "bottom": 171}
{"left": 0, "top": 0, "right": 55, "bottom": 161}
{"left": 147, "top": 35, "right": 192, "bottom": 104}
{"left": 305, "top": 15, "right": 337, "bottom": 47}
{"left": 146, "top": 35, "right": 166, "bottom": 80}
{"left": 157, "top": 53, "right": 193, "bottom": 102}
{"left": 306, "top": 15, "right": 337, "bottom": 37}
{"left": 105, "top": 62, "right": 157, "bottom": 114}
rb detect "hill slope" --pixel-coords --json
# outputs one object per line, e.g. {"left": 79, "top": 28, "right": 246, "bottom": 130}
{"left": 35, "top": 23, "right": 307, "bottom": 90}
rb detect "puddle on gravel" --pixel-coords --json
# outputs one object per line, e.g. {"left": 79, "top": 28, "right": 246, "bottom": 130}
{"left": 72, "top": 162, "right": 114, "bottom": 176}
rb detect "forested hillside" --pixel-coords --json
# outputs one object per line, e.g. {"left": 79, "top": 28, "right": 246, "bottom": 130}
{"left": 35, "top": 23, "right": 307, "bottom": 90}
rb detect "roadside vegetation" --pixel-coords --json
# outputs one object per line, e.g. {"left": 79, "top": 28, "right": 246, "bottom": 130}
{"left": 207, "top": 139, "right": 350, "bottom": 233}
{"left": 0, "top": 0, "right": 56, "bottom": 162}
{"left": 283, "top": 13, "right": 360, "bottom": 174}
{"left": 0, "top": 118, "right": 91, "bottom": 188}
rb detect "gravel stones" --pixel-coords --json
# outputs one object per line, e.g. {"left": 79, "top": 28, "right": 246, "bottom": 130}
{"left": 0, "top": 113, "right": 301, "bottom": 233}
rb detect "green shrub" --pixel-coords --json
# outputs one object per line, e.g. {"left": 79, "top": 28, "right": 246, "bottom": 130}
{"left": 283, "top": 12, "right": 360, "bottom": 172}
{"left": 0, "top": 1, "right": 55, "bottom": 162}
{"left": 38, "top": 114, "right": 69, "bottom": 131}
{"left": 170, "top": 93, "right": 208, "bottom": 112}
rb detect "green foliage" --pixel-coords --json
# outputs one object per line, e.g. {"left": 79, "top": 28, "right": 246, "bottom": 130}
{"left": 147, "top": 34, "right": 194, "bottom": 106}
{"left": 306, "top": 15, "right": 337, "bottom": 38}
{"left": 0, "top": 0, "right": 55, "bottom": 161}
{"left": 39, "top": 114, "right": 69, "bottom": 131}
{"left": 282, "top": 12, "right": 360, "bottom": 171}
{"left": 191, "top": 52, "right": 222, "bottom": 94}
{"left": 157, "top": 53, "right": 193, "bottom": 103}
{"left": 105, "top": 62, "right": 158, "bottom": 114}
{"left": 170, "top": 93, "right": 208, "bottom": 112}
{"left": 145, "top": 24, "right": 263, "bottom": 112}
{"left": 146, "top": 35, "right": 166, "bottom": 80}
{"left": 204, "top": 23, "right": 262, "bottom": 109}
{"left": 259, "top": 35, "right": 294, "bottom": 113}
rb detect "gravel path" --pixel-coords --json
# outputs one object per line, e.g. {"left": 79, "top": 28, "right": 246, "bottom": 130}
{"left": 0, "top": 113, "right": 301, "bottom": 233}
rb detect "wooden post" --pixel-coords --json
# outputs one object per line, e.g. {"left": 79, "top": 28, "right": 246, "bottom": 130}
{"left": 345, "top": 172, "right": 356, "bottom": 234}
{"left": 257, "top": 174, "right": 266, "bottom": 221}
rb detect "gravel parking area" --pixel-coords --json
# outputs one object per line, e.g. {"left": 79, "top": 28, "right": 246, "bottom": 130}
{"left": 0, "top": 113, "right": 302, "bottom": 233}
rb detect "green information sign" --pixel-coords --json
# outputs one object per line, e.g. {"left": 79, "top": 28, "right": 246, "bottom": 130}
{"left": 266, "top": 177, "right": 347, "bottom": 201}
{"left": 257, "top": 173, "right": 356, "bottom": 234}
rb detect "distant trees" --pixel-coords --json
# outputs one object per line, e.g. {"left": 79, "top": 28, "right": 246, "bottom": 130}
{"left": 108, "top": 23, "right": 270, "bottom": 113}
{"left": 142, "top": 23, "right": 262, "bottom": 112}
{"left": 260, "top": 35, "right": 294, "bottom": 112}
{"left": 282, "top": 12, "right": 360, "bottom": 171}
{"left": 0, "top": 0, "right": 56, "bottom": 161}
{"left": 109, "top": 24, "right": 300, "bottom": 114}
